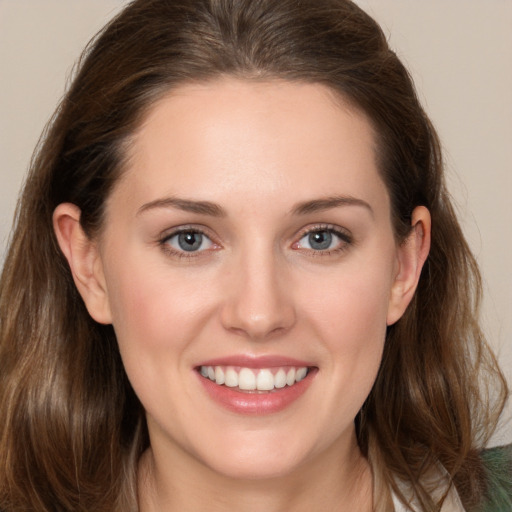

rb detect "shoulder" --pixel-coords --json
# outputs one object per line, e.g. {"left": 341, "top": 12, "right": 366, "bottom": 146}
{"left": 477, "top": 444, "right": 512, "bottom": 512}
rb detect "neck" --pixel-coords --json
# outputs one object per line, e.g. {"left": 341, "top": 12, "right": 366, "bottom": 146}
{"left": 138, "top": 430, "right": 373, "bottom": 512}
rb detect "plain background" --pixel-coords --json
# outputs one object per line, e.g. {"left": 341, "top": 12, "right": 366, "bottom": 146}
{"left": 0, "top": 0, "right": 511, "bottom": 445}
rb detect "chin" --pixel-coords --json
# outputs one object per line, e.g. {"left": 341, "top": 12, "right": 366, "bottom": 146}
{"left": 205, "top": 455, "right": 305, "bottom": 482}
{"left": 193, "top": 430, "right": 319, "bottom": 482}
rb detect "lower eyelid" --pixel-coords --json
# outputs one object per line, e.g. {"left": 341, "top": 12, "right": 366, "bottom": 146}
{"left": 294, "top": 227, "right": 352, "bottom": 250}
{"left": 169, "top": 233, "right": 212, "bottom": 249}
{"left": 159, "top": 227, "right": 218, "bottom": 254}
{"left": 158, "top": 226, "right": 352, "bottom": 257}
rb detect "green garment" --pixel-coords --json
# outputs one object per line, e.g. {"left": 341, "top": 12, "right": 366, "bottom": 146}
{"left": 479, "top": 444, "right": 512, "bottom": 511}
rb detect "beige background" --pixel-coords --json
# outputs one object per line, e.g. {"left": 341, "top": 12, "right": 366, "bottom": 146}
{"left": 1, "top": 1, "right": 511, "bottom": 445}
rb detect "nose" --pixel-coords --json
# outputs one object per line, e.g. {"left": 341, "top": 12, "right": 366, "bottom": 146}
{"left": 220, "top": 250, "right": 296, "bottom": 341}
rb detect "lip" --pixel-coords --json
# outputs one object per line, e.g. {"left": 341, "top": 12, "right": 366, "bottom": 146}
{"left": 197, "top": 354, "right": 314, "bottom": 369}
{"left": 195, "top": 355, "right": 317, "bottom": 415}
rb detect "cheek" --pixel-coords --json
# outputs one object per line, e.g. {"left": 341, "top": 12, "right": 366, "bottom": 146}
{"left": 102, "top": 259, "right": 212, "bottom": 416}
{"left": 306, "top": 256, "right": 394, "bottom": 345}
{"left": 102, "top": 251, "right": 222, "bottom": 384}
{"left": 321, "top": 280, "right": 388, "bottom": 381}
{"left": 107, "top": 271, "right": 202, "bottom": 349}
{"left": 301, "top": 254, "right": 395, "bottom": 400}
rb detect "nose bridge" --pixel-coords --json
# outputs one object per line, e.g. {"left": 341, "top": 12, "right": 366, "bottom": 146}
{"left": 221, "top": 240, "right": 295, "bottom": 340}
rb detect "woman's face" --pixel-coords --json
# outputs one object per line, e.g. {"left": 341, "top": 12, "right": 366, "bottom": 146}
{"left": 88, "top": 79, "right": 419, "bottom": 480}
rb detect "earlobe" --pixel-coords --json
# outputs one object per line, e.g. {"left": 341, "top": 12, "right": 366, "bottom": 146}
{"left": 387, "top": 206, "right": 431, "bottom": 326}
{"left": 53, "top": 203, "right": 112, "bottom": 324}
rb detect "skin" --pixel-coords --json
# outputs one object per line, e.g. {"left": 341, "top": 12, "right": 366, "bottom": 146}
{"left": 54, "top": 78, "right": 430, "bottom": 511}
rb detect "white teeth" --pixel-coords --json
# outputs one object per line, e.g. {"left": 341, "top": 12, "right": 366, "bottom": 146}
{"left": 274, "top": 369, "right": 287, "bottom": 388}
{"left": 214, "top": 366, "right": 225, "bottom": 385}
{"left": 224, "top": 367, "right": 238, "bottom": 387}
{"left": 295, "top": 367, "right": 308, "bottom": 382}
{"left": 238, "top": 368, "right": 256, "bottom": 390}
{"left": 199, "top": 365, "right": 310, "bottom": 391}
{"left": 256, "top": 369, "right": 275, "bottom": 391}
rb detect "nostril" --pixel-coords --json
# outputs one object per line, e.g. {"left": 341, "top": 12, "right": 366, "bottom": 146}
{"left": 218, "top": 261, "right": 297, "bottom": 339}
{"left": 220, "top": 300, "right": 296, "bottom": 340}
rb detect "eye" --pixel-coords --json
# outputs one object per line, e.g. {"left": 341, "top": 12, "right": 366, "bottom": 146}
{"left": 163, "top": 229, "right": 214, "bottom": 254}
{"left": 294, "top": 227, "right": 351, "bottom": 253}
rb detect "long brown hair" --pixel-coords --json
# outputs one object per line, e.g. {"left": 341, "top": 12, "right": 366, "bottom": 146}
{"left": 0, "top": 0, "right": 507, "bottom": 510}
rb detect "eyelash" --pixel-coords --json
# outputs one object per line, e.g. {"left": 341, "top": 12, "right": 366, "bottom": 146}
{"left": 158, "top": 224, "right": 353, "bottom": 259}
{"left": 293, "top": 224, "right": 353, "bottom": 256}
{"left": 159, "top": 226, "right": 218, "bottom": 259}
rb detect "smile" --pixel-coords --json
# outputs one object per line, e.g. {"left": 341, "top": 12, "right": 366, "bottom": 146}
{"left": 196, "top": 360, "right": 317, "bottom": 414}
{"left": 199, "top": 365, "right": 309, "bottom": 392}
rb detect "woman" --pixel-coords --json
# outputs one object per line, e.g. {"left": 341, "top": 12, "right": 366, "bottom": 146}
{"left": 0, "top": 0, "right": 509, "bottom": 510}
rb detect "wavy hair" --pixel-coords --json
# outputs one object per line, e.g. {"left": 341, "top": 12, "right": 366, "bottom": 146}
{"left": 0, "top": 0, "right": 507, "bottom": 510}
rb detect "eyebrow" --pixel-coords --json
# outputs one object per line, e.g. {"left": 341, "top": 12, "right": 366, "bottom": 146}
{"left": 137, "top": 194, "right": 373, "bottom": 218}
{"left": 291, "top": 195, "right": 374, "bottom": 217}
{"left": 137, "top": 197, "right": 226, "bottom": 217}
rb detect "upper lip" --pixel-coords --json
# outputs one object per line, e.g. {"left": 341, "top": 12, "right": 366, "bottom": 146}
{"left": 197, "top": 354, "right": 315, "bottom": 369}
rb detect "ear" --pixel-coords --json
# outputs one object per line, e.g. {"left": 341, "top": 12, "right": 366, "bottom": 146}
{"left": 53, "top": 203, "right": 112, "bottom": 324}
{"left": 387, "top": 206, "right": 431, "bottom": 326}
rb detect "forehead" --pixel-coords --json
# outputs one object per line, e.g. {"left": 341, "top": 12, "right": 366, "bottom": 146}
{"left": 114, "top": 78, "right": 388, "bottom": 215}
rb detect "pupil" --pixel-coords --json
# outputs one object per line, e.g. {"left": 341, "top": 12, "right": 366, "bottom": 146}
{"left": 178, "top": 232, "right": 202, "bottom": 251}
{"left": 309, "top": 231, "right": 332, "bottom": 250}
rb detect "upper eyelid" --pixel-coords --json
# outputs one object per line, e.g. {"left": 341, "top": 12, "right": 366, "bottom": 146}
{"left": 295, "top": 224, "right": 352, "bottom": 240}
{"left": 291, "top": 225, "right": 354, "bottom": 256}
{"left": 159, "top": 227, "right": 218, "bottom": 258}
{"left": 157, "top": 223, "right": 352, "bottom": 247}
{"left": 160, "top": 224, "right": 215, "bottom": 241}
{"left": 158, "top": 226, "right": 219, "bottom": 255}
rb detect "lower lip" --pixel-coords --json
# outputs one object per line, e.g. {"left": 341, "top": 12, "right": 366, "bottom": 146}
{"left": 197, "top": 369, "right": 316, "bottom": 415}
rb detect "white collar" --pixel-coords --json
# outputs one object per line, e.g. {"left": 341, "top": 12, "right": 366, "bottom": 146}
{"left": 391, "top": 478, "right": 466, "bottom": 511}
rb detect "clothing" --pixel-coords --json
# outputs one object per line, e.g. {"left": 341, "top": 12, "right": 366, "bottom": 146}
{"left": 390, "top": 444, "right": 512, "bottom": 512}
{"left": 391, "top": 487, "right": 464, "bottom": 512}
{"left": 479, "top": 444, "right": 512, "bottom": 512}
{"left": 390, "top": 472, "right": 465, "bottom": 512}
